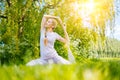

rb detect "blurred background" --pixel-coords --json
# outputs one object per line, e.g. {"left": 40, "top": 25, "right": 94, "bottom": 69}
{"left": 0, "top": 0, "right": 120, "bottom": 65}
{"left": 0, "top": 0, "right": 120, "bottom": 80}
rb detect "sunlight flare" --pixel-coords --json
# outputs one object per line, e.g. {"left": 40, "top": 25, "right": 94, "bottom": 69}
{"left": 73, "top": 0, "right": 97, "bottom": 16}
{"left": 85, "top": 0, "right": 95, "bottom": 13}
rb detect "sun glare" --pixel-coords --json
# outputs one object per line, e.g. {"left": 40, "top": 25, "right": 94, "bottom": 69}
{"left": 73, "top": 2, "right": 80, "bottom": 11}
{"left": 73, "top": 0, "right": 96, "bottom": 15}
{"left": 73, "top": 0, "right": 97, "bottom": 28}
{"left": 85, "top": 0, "right": 95, "bottom": 13}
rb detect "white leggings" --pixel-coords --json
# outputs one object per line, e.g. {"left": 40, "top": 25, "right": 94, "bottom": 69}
{"left": 26, "top": 55, "right": 71, "bottom": 66}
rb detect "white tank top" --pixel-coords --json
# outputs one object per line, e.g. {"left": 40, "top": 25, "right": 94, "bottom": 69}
{"left": 40, "top": 30, "right": 62, "bottom": 59}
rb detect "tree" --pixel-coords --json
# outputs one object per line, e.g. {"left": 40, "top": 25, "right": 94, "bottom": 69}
{"left": 0, "top": 0, "right": 61, "bottom": 65}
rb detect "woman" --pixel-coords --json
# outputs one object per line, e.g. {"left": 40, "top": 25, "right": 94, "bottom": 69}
{"left": 26, "top": 15, "right": 71, "bottom": 66}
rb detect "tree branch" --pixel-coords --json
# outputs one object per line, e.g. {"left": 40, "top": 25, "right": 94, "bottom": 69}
{"left": 0, "top": 15, "right": 7, "bottom": 19}
{"left": 6, "top": 0, "right": 11, "bottom": 7}
{"left": 45, "top": 0, "right": 61, "bottom": 9}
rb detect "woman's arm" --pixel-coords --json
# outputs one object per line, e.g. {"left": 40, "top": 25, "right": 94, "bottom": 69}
{"left": 62, "top": 24, "right": 70, "bottom": 45}
{"left": 57, "top": 20, "right": 70, "bottom": 44}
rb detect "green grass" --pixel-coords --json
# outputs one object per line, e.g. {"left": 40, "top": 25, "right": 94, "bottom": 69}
{"left": 0, "top": 60, "right": 120, "bottom": 80}
{"left": 99, "top": 58, "right": 120, "bottom": 61}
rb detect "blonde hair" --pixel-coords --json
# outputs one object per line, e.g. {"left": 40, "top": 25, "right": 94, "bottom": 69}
{"left": 51, "top": 19, "right": 57, "bottom": 29}
{"left": 44, "top": 19, "right": 57, "bottom": 46}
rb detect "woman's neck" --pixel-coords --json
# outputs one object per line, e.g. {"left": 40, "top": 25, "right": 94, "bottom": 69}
{"left": 46, "top": 27, "right": 53, "bottom": 32}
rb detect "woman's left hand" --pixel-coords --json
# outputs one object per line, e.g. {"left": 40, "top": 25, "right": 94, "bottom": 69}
{"left": 62, "top": 23, "right": 66, "bottom": 31}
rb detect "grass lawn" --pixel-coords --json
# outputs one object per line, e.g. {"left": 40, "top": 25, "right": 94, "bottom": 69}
{"left": 0, "top": 60, "right": 120, "bottom": 80}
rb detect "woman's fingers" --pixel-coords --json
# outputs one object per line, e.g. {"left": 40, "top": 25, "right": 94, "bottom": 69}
{"left": 63, "top": 23, "right": 66, "bottom": 29}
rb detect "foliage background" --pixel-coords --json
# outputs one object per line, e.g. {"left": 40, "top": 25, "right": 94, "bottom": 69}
{"left": 0, "top": 0, "right": 120, "bottom": 65}
{"left": 0, "top": 0, "right": 120, "bottom": 80}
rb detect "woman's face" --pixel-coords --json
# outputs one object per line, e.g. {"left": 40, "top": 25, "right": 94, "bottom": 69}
{"left": 45, "top": 19, "right": 53, "bottom": 28}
